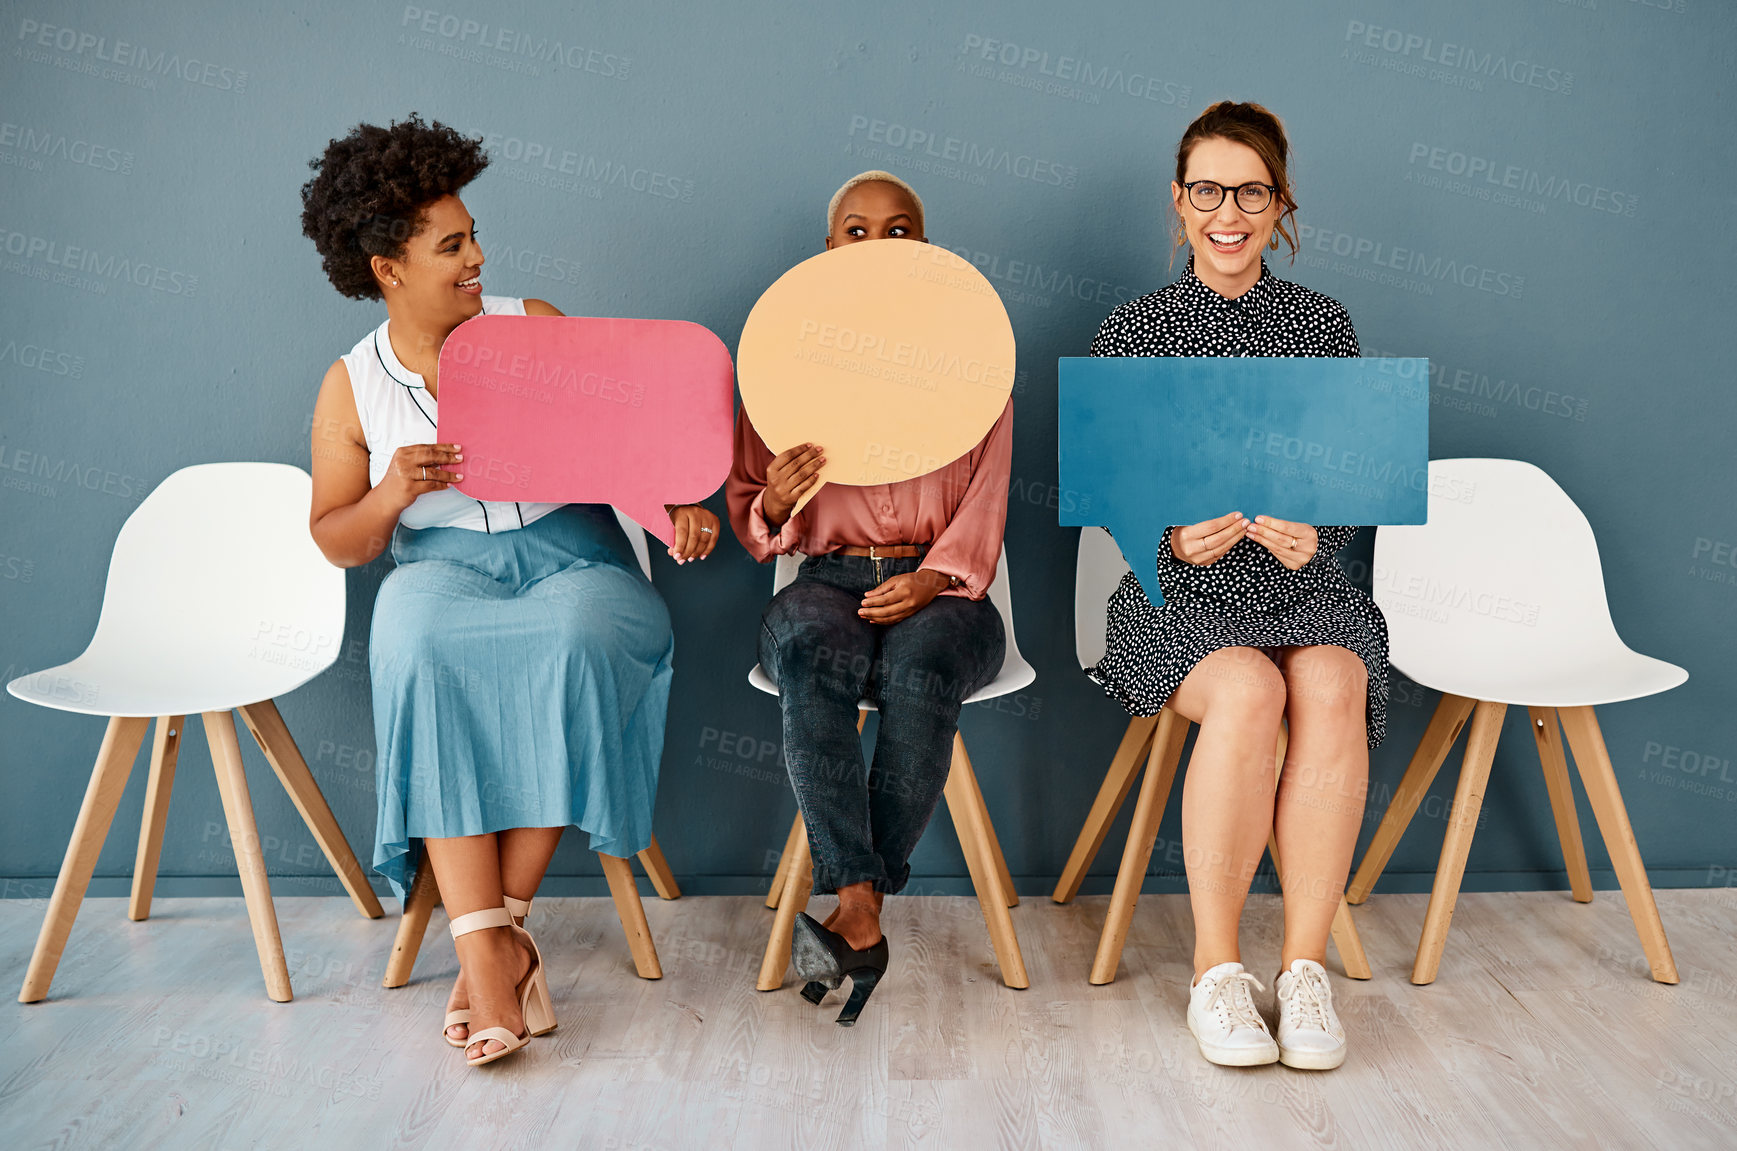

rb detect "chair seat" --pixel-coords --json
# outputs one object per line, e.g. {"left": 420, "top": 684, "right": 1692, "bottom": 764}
{"left": 7, "top": 649, "right": 325, "bottom": 718}
{"left": 1396, "top": 645, "right": 1686, "bottom": 709}
{"left": 748, "top": 651, "right": 1035, "bottom": 706}
{"left": 8, "top": 462, "right": 346, "bottom": 719}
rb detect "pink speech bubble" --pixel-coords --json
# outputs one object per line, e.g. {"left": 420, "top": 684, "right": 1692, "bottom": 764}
{"left": 436, "top": 315, "right": 734, "bottom": 546}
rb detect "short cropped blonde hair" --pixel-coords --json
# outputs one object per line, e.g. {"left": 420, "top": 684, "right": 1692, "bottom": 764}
{"left": 826, "top": 170, "right": 926, "bottom": 236}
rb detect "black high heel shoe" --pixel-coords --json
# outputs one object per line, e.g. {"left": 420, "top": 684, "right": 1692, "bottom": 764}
{"left": 791, "top": 912, "right": 889, "bottom": 1026}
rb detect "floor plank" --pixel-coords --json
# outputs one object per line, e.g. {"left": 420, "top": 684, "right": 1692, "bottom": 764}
{"left": 3, "top": 891, "right": 1733, "bottom": 1150}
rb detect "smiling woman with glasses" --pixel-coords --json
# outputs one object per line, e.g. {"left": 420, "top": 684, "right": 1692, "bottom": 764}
{"left": 1082, "top": 101, "right": 1390, "bottom": 1073}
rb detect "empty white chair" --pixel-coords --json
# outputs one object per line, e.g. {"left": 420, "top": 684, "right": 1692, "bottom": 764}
{"left": 8, "top": 462, "right": 383, "bottom": 1003}
{"left": 751, "top": 545, "right": 1035, "bottom": 990}
{"left": 382, "top": 508, "right": 681, "bottom": 987}
{"left": 1349, "top": 458, "right": 1685, "bottom": 984}
{"left": 1051, "top": 528, "right": 1371, "bottom": 983}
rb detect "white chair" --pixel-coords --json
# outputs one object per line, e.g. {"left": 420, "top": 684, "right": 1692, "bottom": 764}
{"left": 8, "top": 462, "right": 384, "bottom": 1003}
{"left": 1348, "top": 458, "right": 1685, "bottom": 985}
{"left": 751, "top": 545, "right": 1036, "bottom": 990}
{"left": 382, "top": 508, "right": 680, "bottom": 986}
{"left": 1051, "top": 528, "right": 1372, "bottom": 983}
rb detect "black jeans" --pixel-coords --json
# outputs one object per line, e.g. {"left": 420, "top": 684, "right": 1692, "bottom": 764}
{"left": 759, "top": 552, "right": 1006, "bottom": 894}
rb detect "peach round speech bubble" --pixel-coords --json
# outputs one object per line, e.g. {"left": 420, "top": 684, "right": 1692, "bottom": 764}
{"left": 737, "top": 239, "right": 1015, "bottom": 514}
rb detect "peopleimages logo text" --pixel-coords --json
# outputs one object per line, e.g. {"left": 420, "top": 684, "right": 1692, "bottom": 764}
{"left": 400, "top": 7, "right": 628, "bottom": 77}
{"left": 1407, "top": 144, "right": 1636, "bottom": 216}
{"left": 957, "top": 34, "right": 1191, "bottom": 106}
{"left": 16, "top": 19, "right": 248, "bottom": 91}
{"left": 847, "top": 117, "right": 1076, "bottom": 189}
{"left": 0, "top": 228, "right": 198, "bottom": 296}
{"left": 1297, "top": 224, "right": 1523, "bottom": 299}
{"left": 1345, "top": 20, "right": 1573, "bottom": 94}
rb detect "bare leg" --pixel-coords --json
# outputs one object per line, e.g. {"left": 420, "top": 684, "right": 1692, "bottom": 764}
{"left": 828, "top": 880, "right": 883, "bottom": 950}
{"left": 499, "top": 826, "right": 564, "bottom": 904}
{"left": 425, "top": 833, "right": 535, "bottom": 1060}
{"left": 443, "top": 826, "right": 564, "bottom": 1044}
{"left": 1272, "top": 646, "right": 1369, "bottom": 969}
{"left": 823, "top": 888, "right": 882, "bottom": 933}
{"left": 1165, "top": 647, "right": 1287, "bottom": 977}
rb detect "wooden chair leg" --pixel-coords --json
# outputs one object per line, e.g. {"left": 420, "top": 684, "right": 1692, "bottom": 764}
{"left": 956, "top": 736, "right": 1017, "bottom": 907}
{"left": 129, "top": 716, "right": 185, "bottom": 922}
{"left": 1529, "top": 707, "right": 1593, "bottom": 903}
{"left": 765, "top": 813, "right": 803, "bottom": 910}
{"left": 238, "top": 700, "right": 383, "bottom": 919}
{"left": 1557, "top": 706, "right": 1678, "bottom": 984}
{"left": 1089, "top": 709, "right": 1188, "bottom": 985}
{"left": 1330, "top": 899, "right": 1373, "bottom": 980}
{"left": 204, "top": 710, "right": 293, "bottom": 1002}
{"left": 943, "top": 733, "right": 1028, "bottom": 989}
{"left": 382, "top": 851, "right": 441, "bottom": 988}
{"left": 1347, "top": 693, "right": 1477, "bottom": 904}
{"left": 20, "top": 715, "right": 151, "bottom": 1004}
{"left": 637, "top": 834, "right": 680, "bottom": 900}
{"left": 758, "top": 816, "right": 811, "bottom": 990}
{"left": 1411, "top": 700, "right": 1506, "bottom": 986}
{"left": 1053, "top": 714, "right": 1161, "bottom": 904}
{"left": 600, "top": 853, "right": 662, "bottom": 979}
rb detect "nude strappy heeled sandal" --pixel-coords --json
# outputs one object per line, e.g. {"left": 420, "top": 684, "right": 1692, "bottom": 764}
{"left": 444, "top": 895, "right": 534, "bottom": 1047}
{"left": 447, "top": 905, "right": 556, "bottom": 1066}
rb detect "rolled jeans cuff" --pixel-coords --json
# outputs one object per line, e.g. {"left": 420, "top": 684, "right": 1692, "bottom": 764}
{"left": 811, "top": 852, "right": 888, "bottom": 895}
{"left": 874, "top": 861, "right": 913, "bottom": 896}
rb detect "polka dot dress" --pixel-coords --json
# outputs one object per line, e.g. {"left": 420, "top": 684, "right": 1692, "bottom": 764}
{"left": 1084, "top": 257, "right": 1390, "bottom": 749}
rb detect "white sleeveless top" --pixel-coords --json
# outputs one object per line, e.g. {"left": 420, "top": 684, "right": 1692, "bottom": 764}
{"left": 342, "top": 296, "right": 564, "bottom": 533}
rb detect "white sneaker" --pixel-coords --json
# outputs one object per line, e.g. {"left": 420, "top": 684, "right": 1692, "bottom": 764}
{"left": 1274, "top": 958, "right": 1347, "bottom": 1070}
{"left": 1187, "top": 962, "right": 1279, "bottom": 1066}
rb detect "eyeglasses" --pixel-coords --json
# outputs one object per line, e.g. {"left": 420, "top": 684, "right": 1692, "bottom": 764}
{"left": 1182, "top": 180, "right": 1277, "bottom": 214}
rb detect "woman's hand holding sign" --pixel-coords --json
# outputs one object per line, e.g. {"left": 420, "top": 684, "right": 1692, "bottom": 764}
{"left": 1169, "top": 511, "right": 1317, "bottom": 570}
{"left": 383, "top": 443, "right": 464, "bottom": 511}
{"left": 1246, "top": 514, "right": 1318, "bottom": 570}
{"left": 1170, "top": 511, "right": 1248, "bottom": 566}
{"left": 762, "top": 442, "right": 826, "bottom": 529}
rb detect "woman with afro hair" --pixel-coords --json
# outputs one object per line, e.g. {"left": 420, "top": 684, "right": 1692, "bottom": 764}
{"left": 301, "top": 115, "right": 718, "bottom": 1066}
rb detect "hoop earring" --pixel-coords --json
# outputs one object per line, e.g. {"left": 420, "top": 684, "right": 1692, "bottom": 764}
{"left": 1268, "top": 233, "right": 1279, "bottom": 250}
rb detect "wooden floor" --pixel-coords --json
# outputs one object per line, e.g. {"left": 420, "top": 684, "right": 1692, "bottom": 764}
{"left": 3, "top": 889, "right": 1735, "bottom": 1150}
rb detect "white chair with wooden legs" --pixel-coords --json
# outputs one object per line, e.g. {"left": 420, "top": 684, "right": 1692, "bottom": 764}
{"left": 1052, "top": 527, "right": 1372, "bottom": 984}
{"left": 1347, "top": 458, "right": 1685, "bottom": 985}
{"left": 752, "top": 545, "right": 1035, "bottom": 991}
{"left": 381, "top": 510, "right": 680, "bottom": 986}
{"left": 7, "top": 463, "right": 383, "bottom": 1004}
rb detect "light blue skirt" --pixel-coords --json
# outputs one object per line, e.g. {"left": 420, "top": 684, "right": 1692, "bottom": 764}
{"left": 368, "top": 503, "right": 674, "bottom": 901}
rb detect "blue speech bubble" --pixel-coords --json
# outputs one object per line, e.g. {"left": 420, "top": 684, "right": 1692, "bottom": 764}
{"left": 1058, "top": 356, "right": 1429, "bottom": 605}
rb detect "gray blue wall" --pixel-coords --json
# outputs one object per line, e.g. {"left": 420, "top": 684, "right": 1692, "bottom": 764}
{"left": 3, "top": 0, "right": 1733, "bottom": 901}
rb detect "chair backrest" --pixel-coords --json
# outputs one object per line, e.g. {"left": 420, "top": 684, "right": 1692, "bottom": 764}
{"left": 80, "top": 461, "right": 346, "bottom": 690}
{"left": 613, "top": 507, "right": 652, "bottom": 579}
{"left": 771, "top": 545, "right": 1029, "bottom": 672}
{"left": 1373, "top": 458, "right": 1625, "bottom": 676}
{"left": 1074, "top": 526, "right": 1130, "bottom": 671}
